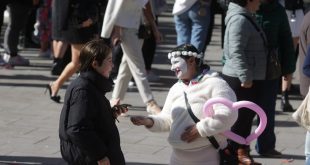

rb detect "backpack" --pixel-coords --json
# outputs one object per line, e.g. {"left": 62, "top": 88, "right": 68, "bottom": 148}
{"left": 284, "top": 0, "right": 304, "bottom": 10}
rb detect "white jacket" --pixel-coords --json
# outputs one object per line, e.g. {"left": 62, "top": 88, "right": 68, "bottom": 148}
{"left": 101, "top": 0, "right": 148, "bottom": 38}
{"left": 148, "top": 71, "right": 238, "bottom": 150}
{"left": 172, "top": 0, "right": 198, "bottom": 15}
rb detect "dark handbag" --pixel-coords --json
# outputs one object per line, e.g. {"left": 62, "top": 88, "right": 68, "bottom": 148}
{"left": 138, "top": 24, "right": 152, "bottom": 39}
{"left": 184, "top": 92, "right": 238, "bottom": 165}
{"left": 68, "top": 2, "right": 99, "bottom": 29}
{"left": 266, "top": 48, "right": 282, "bottom": 80}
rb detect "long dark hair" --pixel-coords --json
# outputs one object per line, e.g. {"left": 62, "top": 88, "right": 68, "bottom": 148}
{"left": 79, "top": 39, "right": 111, "bottom": 72}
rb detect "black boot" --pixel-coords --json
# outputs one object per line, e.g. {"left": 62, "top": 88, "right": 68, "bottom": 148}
{"left": 281, "top": 91, "right": 294, "bottom": 112}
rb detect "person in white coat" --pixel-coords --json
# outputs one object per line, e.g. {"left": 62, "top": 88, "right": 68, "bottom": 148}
{"left": 130, "top": 44, "right": 238, "bottom": 165}
{"left": 101, "top": 0, "right": 162, "bottom": 114}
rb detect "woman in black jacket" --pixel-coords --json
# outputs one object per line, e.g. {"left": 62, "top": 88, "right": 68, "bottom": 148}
{"left": 59, "top": 40, "right": 127, "bottom": 165}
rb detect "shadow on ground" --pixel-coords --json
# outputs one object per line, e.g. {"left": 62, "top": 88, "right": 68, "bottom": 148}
{"left": 0, "top": 156, "right": 167, "bottom": 165}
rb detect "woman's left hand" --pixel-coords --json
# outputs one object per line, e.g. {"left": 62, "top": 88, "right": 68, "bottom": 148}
{"left": 112, "top": 104, "right": 130, "bottom": 117}
{"left": 181, "top": 125, "right": 200, "bottom": 143}
{"left": 153, "top": 28, "right": 163, "bottom": 43}
{"left": 81, "top": 18, "right": 93, "bottom": 28}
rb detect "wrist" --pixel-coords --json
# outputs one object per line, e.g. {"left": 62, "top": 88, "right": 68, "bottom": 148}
{"left": 98, "top": 157, "right": 108, "bottom": 163}
{"left": 145, "top": 117, "right": 154, "bottom": 128}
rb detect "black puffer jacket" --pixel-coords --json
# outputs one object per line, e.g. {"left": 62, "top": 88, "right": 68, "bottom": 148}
{"left": 59, "top": 70, "right": 125, "bottom": 165}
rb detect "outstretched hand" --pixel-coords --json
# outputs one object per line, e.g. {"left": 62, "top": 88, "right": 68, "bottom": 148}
{"left": 130, "top": 116, "right": 154, "bottom": 128}
{"left": 181, "top": 125, "right": 200, "bottom": 143}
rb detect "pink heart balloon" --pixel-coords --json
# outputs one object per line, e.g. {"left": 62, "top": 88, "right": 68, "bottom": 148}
{"left": 203, "top": 97, "right": 267, "bottom": 145}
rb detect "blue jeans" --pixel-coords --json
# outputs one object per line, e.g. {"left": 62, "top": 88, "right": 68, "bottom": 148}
{"left": 255, "top": 79, "right": 278, "bottom": 154}
{"left": 174, "top": 1, "right": 210, "bottom": 53}
{"left": 306, "top": 131, "right": 310, "bottom": 165}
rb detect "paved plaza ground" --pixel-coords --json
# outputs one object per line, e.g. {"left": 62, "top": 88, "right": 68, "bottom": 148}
{"left": 0, "top": 1, "right": 308, "bottom": 164}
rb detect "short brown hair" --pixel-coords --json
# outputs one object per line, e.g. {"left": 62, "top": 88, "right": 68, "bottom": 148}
{"left": 79, "top": 39, "right": 111, "bottom": 72}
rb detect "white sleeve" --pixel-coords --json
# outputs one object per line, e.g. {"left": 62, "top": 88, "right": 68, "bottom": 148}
{"left": 101, "top": 0, "right": 124, "bottom": 38}
{"left": 147, "top": 85, "right": 176, "bottom": 132}
{"left": 196, "top": 78, "right": 238, "bottom": 137}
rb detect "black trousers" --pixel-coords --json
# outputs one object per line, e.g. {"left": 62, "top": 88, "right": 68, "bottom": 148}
{"left": 221, "top": 74, "right": 264, "bottom": 149}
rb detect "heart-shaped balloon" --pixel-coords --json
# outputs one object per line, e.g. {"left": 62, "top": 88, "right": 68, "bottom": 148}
{"left": 203, "top": 97, "right": 267, "bottom": 145}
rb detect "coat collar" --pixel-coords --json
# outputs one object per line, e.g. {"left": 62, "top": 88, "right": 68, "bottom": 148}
{"left": 179, "top": 65, "right": 210, "bottom": 85}
{"left": 80, "top": 70, "right": 113, "bottom": 93}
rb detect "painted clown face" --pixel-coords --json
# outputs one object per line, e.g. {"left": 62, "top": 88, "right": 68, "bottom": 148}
{"left": 170, "top": 56, "right": 188, "bottom": 79}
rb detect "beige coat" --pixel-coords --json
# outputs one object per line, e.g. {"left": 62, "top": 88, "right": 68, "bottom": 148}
{"left": 299, "top": 12, "right": 310, "bottom": 97}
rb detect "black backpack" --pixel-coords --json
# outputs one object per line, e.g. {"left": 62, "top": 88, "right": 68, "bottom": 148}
{"left": 284, "top": 0, "right": 304, "bottom": 10}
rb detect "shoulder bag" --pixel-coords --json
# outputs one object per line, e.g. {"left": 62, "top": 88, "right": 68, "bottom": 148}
{"left": 184, "top": 92, "right": 238, "bottom": 165}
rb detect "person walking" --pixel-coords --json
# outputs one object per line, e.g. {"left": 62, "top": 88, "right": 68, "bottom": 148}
{"left": 101, "top": 0, "right": 162, "bottom": 114}
{"left": 47, "top": 0, "right": 99, "bottom": 103}
{"left": 173, "top": 0, "right": 212, "bottom": 54}
{"left": 2, "top": 0, "right": 39, "bottom": 66}
{"left": 59, "top": 40, "right": 126, "bottom": 165}
{"left": 131, "top": 44, "right": 238, "bottom": 165}
{"left": 279, "top": 0, "right": 304, "bottom": 112}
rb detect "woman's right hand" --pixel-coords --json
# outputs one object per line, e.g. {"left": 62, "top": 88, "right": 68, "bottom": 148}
{"left": 241, "top": 80, "right": 253, "bottom": 88}
{"left": 130, "top": 116, "right": 154, "bottom": 128}
{"left": 111, "top": 26, "right": 122, "bottom": 46}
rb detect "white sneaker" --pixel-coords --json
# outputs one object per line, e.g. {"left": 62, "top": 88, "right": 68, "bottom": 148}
{"left": 3, "top": 53, "right": 30, "bottom": 66}
{"left": 147, "top": 71, "right": 160, "bottom": 82}
{"left": 128, "top": 80, "right": 135, "bottom": 88}
{"left": 0, "top": 55, "right": 6, "bottom": 66}
{"left": 146, "top": 100, "right": 161, "bottom": 114}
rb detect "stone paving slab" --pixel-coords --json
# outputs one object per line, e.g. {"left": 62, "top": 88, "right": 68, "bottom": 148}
{"left": 0, "top": 2, "right": 308, "bottom": 164}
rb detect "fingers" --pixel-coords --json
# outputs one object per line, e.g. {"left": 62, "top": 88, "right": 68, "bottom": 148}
{"left": 155, "top": 32, "right": 163, "bottom": 43}
{"left": 181, "top": 125, "right": 199, "bottom": 143}
{"left": 82, "top": 19, "right": 93, "bottom": 28}
{"left": 113, "top": 105, "right": 129, "bottom": 116}
{"left": 112, "top": 38, "right": 121, "bottom": 47}
{"left": 130, "top": 116, "right": 144, "bottom": 125}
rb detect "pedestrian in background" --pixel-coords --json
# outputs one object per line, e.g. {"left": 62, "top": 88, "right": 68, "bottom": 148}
{"left": 299, "top": 10, "right": 310, "bottom": 97}
{"left": 59, "top": 40, "right": 126, "bottom": 165}
{"left": 47, "top": 0, "right": 99, "bottom": 103}
{"left": 221, "top": 0, "right": 266, "bottom": 164}
{"left": 299, "top": 10, "right": 310, "bottom": 165}
{"left": 254, "top": 0, "right": 295, "bottom": 158}
{"left": 173, "top": 0, "right": 211, "bottom": 54}
{"left": 101, "top": 0, "right": 162, "bottom": 115}
{"left": 278, "top": 0, "right": 304, "bottom": 112}
{"left": 1, "top": 0, "right": 39, "bottom": 66}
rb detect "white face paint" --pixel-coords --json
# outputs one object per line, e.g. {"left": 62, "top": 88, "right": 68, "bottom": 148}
{"left": 170, "top": 56, "right": 188, "bottom": 79}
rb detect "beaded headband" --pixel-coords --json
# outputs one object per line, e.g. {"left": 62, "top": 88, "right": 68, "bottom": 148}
{"left": 168, "top": 51, "right": 203, "bottom": 59}
{"left": 167, "top": 44, "right": 203, "bottom": 59}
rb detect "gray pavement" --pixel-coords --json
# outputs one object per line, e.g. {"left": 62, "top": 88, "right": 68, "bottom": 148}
{"left": 0, "top": 2, "right": 307, "bottom": 165}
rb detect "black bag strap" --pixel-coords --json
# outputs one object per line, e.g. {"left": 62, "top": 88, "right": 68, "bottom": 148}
{"left": 183, "top": 92, "right": 221, "bottom": 150}
{"left": 239, "top": 13, "right": 267, "bottom": 47}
